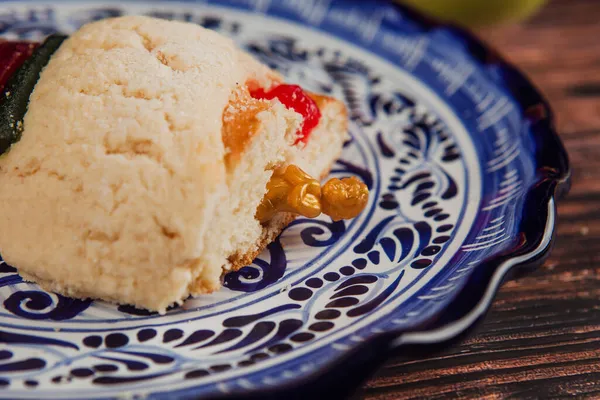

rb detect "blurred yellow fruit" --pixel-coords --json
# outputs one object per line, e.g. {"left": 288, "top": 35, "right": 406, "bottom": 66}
{"left": 398, "top": 0, "right": 548, "bottom": 27}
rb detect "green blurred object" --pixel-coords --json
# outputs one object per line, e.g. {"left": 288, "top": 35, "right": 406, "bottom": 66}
{"left": 398, "top": 0, "right": 548, "bottom": 27}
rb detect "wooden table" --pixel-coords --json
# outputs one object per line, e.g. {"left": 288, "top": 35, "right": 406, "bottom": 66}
{"left": 359, "top": 0, "right": 600, "bottom": 398}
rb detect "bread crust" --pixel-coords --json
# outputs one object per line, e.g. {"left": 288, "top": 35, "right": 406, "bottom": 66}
{"left": 227, "top": 212, "right": 297, "bottom": 271}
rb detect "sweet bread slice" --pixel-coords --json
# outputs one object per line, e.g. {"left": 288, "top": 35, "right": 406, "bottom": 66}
{"left": 0, "top": 16, "right": 367, "bottom": 312}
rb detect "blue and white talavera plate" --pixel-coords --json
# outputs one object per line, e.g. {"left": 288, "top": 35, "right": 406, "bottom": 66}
{"left": 0, "top": 1, "right": 570, "bottom": 399}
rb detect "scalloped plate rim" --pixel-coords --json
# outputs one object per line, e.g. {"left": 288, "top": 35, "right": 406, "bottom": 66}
{"left": 202, "top": 2, "right": 571, "bottom": 398}
{"left": 219, "top": 2, "right": 571, "bottom": 396}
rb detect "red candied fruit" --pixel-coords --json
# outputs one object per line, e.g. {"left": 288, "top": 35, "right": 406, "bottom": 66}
{"left": 0, "top": 41, "right": 39, "bottom": 92}
{"left": 251, "top": 84, "right": 321, "bottom": 144}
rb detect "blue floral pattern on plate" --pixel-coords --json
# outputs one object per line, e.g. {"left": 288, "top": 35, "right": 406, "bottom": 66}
{"left": 0, "top": 1, "right": 569, "bottom": 399}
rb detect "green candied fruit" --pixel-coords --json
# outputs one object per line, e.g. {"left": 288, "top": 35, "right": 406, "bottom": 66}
{"left": 0, "top": 34, "right": 67, "bottom": 156}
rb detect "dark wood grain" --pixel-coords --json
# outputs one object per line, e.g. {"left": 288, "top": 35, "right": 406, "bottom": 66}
{"left": 360, "top": 1, "right": 600, "bottom": 398}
